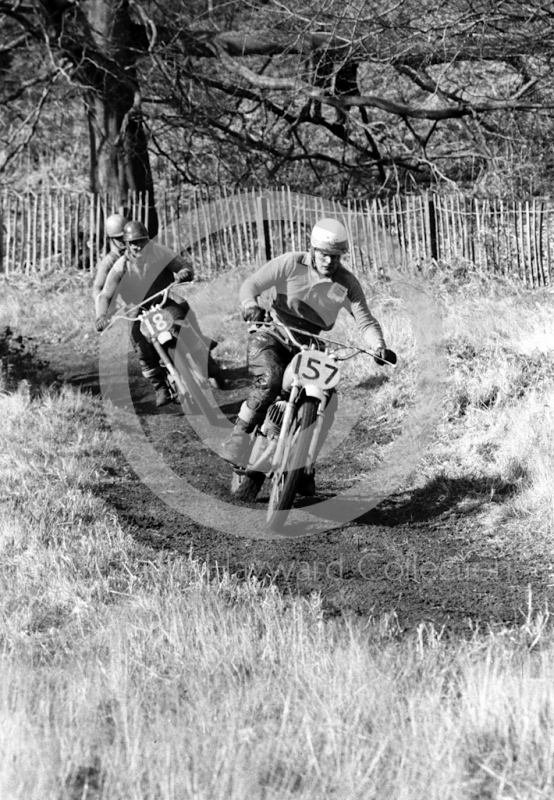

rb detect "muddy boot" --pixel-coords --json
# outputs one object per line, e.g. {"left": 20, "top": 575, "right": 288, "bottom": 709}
{"left": 220, "top": 421, "right": 251, "bottom": 466}
{"left": 220, "top": 402, "right": 263, "bottom": 467}
{"left": 207, "top": 353, "right": 226, "bottom": 390}
{"left": 155, "top": 385, "right": 172, "bottom": 407}
{"left": 147, "top": 369, "right": 172, "bottom": 407}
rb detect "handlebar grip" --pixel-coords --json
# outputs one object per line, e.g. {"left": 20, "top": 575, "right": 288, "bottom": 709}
{"left": 374, "top": 348, "right": 397, "bottom": 366}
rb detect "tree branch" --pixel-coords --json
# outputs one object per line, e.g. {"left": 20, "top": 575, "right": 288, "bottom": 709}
{"left": 0, "top": 78, "right": 54, "bottom": 174}
{"left": 321, "top": 93, "right": 554, "bottom": 120}
{"left": 0, "top": 72, "right": 55, "bottom": 104}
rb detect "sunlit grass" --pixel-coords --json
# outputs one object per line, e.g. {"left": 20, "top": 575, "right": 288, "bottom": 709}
{"left": 3, "top": 269, "right": 554, "bottom": 797}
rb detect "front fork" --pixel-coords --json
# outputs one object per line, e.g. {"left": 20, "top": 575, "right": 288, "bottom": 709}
{"left": 271, "top": 384, "right": 329, "bottom": 473}
{"left": 238, "top": 387, "right": 331, "bottom": 477}
{"left": 305, "top": 393, "right": 329, "bottom": 472}
{"left": 152, "top": 339, "right": 187, "bottom": 396}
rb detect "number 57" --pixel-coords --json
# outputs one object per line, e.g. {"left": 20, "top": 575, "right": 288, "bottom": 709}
{"left": 300, "top": 357, "right": 338, "bottom": 385}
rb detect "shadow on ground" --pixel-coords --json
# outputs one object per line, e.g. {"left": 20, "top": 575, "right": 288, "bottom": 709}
{"left": 351, "top": 473, "right": 521, "bottom": 526}
{"left": 65, "top": 356, "right": 553, "bottom": 636}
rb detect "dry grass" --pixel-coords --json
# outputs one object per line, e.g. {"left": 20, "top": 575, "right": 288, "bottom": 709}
{"left": 414, "top": 278, "right": 554, "bottom": 533}
{"left": 2, "top": 268, "right": 554, "bottom": 797}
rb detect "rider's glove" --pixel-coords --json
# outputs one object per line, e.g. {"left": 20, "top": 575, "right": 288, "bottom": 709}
{"left": 174, "top": 267, "right": 193, "bottom": 283}
{"left": 241, "top": 303, "right": 266, "bottom": 323}
{"left": 373, "top": 347, "right": 388, "bottom": 366}
{"left": 95, "top": 315, "right": 108, "bottom": 332}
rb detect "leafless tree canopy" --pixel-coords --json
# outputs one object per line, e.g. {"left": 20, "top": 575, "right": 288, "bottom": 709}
{"left": 2, "top": 0, "right": 554, "bottom": 200}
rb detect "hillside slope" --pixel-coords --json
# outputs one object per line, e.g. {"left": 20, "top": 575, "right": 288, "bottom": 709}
{"left": 2, "top": 269, "right": 554, "bottom": 633}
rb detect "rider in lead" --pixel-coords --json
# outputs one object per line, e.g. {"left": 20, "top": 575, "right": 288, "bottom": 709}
{"left": 220, "top": 217, "right": 389, "bottom": 495}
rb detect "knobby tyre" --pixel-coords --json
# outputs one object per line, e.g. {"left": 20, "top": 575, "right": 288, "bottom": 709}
{"left": 170, "top": 345, "right": 217, "bottom": 422}
{"left": 267, "top": 397, "right": 318, "bottom": 529}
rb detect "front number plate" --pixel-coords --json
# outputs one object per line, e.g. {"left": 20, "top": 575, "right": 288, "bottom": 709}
{"left": 140, "top": 307, "right": 173, "bottom": 340}
{"left": 291, "top": 351, "right": 340, "bottom": 390}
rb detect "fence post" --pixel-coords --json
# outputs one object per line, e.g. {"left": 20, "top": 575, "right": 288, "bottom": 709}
{"left": 256, "top": 195, "right": 271, "bottom": 263}
{"left": 426, "top": 193, "right": 438, "bottom": 261}
{"left": 0, "top": 194, "right": 3, "bottom": 273}
{"left": 0, "top": 199, "right": 3, "bottom": 274}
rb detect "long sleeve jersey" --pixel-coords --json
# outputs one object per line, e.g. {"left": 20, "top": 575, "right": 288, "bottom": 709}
{"left": 96, "top": 241, "right": 194, "bottom": 318}
{"left": 91, "top": 245, "right": 123, "bottom": 315}
{"left": 239, "top": 252, "right": 386, "bottom": 351}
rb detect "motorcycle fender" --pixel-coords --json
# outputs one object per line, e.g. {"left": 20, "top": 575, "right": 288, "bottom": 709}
{"left": 303, "top": 385, "right": 325, "bottom": 403}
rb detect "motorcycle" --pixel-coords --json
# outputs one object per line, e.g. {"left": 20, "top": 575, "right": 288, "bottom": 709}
{"left": 230, "top": 318, "right": 397, "bottom": 529}
{"left": 104, "top": 283, "right": 220, "bottom": 420}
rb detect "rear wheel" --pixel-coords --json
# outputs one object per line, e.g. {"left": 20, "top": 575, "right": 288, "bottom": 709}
{"left": 267, "top": 397, "right": 318, "bottom": 529}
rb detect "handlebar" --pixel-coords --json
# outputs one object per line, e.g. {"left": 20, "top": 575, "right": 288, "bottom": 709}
{"left": 101, "top": 284, "right": 177, "bottom": 332}
{"left": 249, "top": 317, "right": 397, "bottom": 367}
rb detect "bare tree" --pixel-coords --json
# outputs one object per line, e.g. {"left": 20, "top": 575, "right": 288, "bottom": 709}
{"left": 2, "top": 0, "right": 554, "bottom": 202}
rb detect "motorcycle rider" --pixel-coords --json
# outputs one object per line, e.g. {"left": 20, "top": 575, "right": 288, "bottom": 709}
{"left": 95, "top": 220, "right": 226, "bottom": 406}
{"left": 91, "top": 213, "right": 129, "bottom": 315}
{"left": 220, "top": 217, "right": 388, "bottom": 495}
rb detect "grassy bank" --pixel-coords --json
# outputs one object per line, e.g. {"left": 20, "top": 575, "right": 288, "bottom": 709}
{"left": 1, "top": 385, "right": 554, "bottom": 799}
{"left": 1, "top": 269, "right": 554, "bottom": 798}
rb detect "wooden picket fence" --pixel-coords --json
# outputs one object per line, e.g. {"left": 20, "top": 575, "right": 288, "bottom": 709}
{"left": 1, "top": 187, "right": 553, "bottom": 286}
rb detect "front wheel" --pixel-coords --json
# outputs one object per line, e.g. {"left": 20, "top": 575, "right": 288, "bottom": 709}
{"left": 266, "top": 397, "right": 318, "bottom": 529}
{"left": 170, "top": 344, "right": 218, "bottom": 422}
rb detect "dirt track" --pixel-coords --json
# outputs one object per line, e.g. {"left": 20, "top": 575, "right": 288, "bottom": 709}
{"left": 56, "top": 337, "right": 553, "bottom": 636}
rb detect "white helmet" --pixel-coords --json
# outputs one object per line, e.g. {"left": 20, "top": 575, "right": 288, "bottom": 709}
{"left": 310, "top": 218, "right": 349, "bottom": 254}
{"left": 105, "top": 213, "right": 129, "bottom": 239}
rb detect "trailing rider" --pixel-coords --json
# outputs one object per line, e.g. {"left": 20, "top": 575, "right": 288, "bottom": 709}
{"left": 220, "top": 217, "right": 388, "bottom": 496}
{"left": 91, "top": 213, "right": 129, "bottom": 316}
{"left": 95, "top": 220, "right": 226, "bottom": 406}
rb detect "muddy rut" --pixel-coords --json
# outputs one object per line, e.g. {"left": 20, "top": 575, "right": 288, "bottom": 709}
{"left": 59, "top": 339, "right": 552, "bottom": 637}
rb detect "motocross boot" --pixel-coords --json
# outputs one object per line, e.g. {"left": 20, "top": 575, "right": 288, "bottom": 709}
{"left": 148, "top": 370, "right": 172, "bottom": 407}
{"left": 220, "top": 402, "right": 263, "bottom": 467}
{"left": 155, "top": 385, "right": 172, "bottom": 407}
{"left": 220, "top": 420, "right": 251, "bottom": 466}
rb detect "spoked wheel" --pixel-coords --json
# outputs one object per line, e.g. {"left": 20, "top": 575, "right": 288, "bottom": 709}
{"left": 266, "top": 397, "right": 318, "bottom": 529}
{"left": 170, "top": 345, "right": 219, "bottom": 422}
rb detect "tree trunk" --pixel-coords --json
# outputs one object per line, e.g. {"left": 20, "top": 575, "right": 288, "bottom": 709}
{"left": 81, "top": 0, "right": 158, "bottom": 235}
{"left": 85, "top": 86, "right": 158, "bottom": 236}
